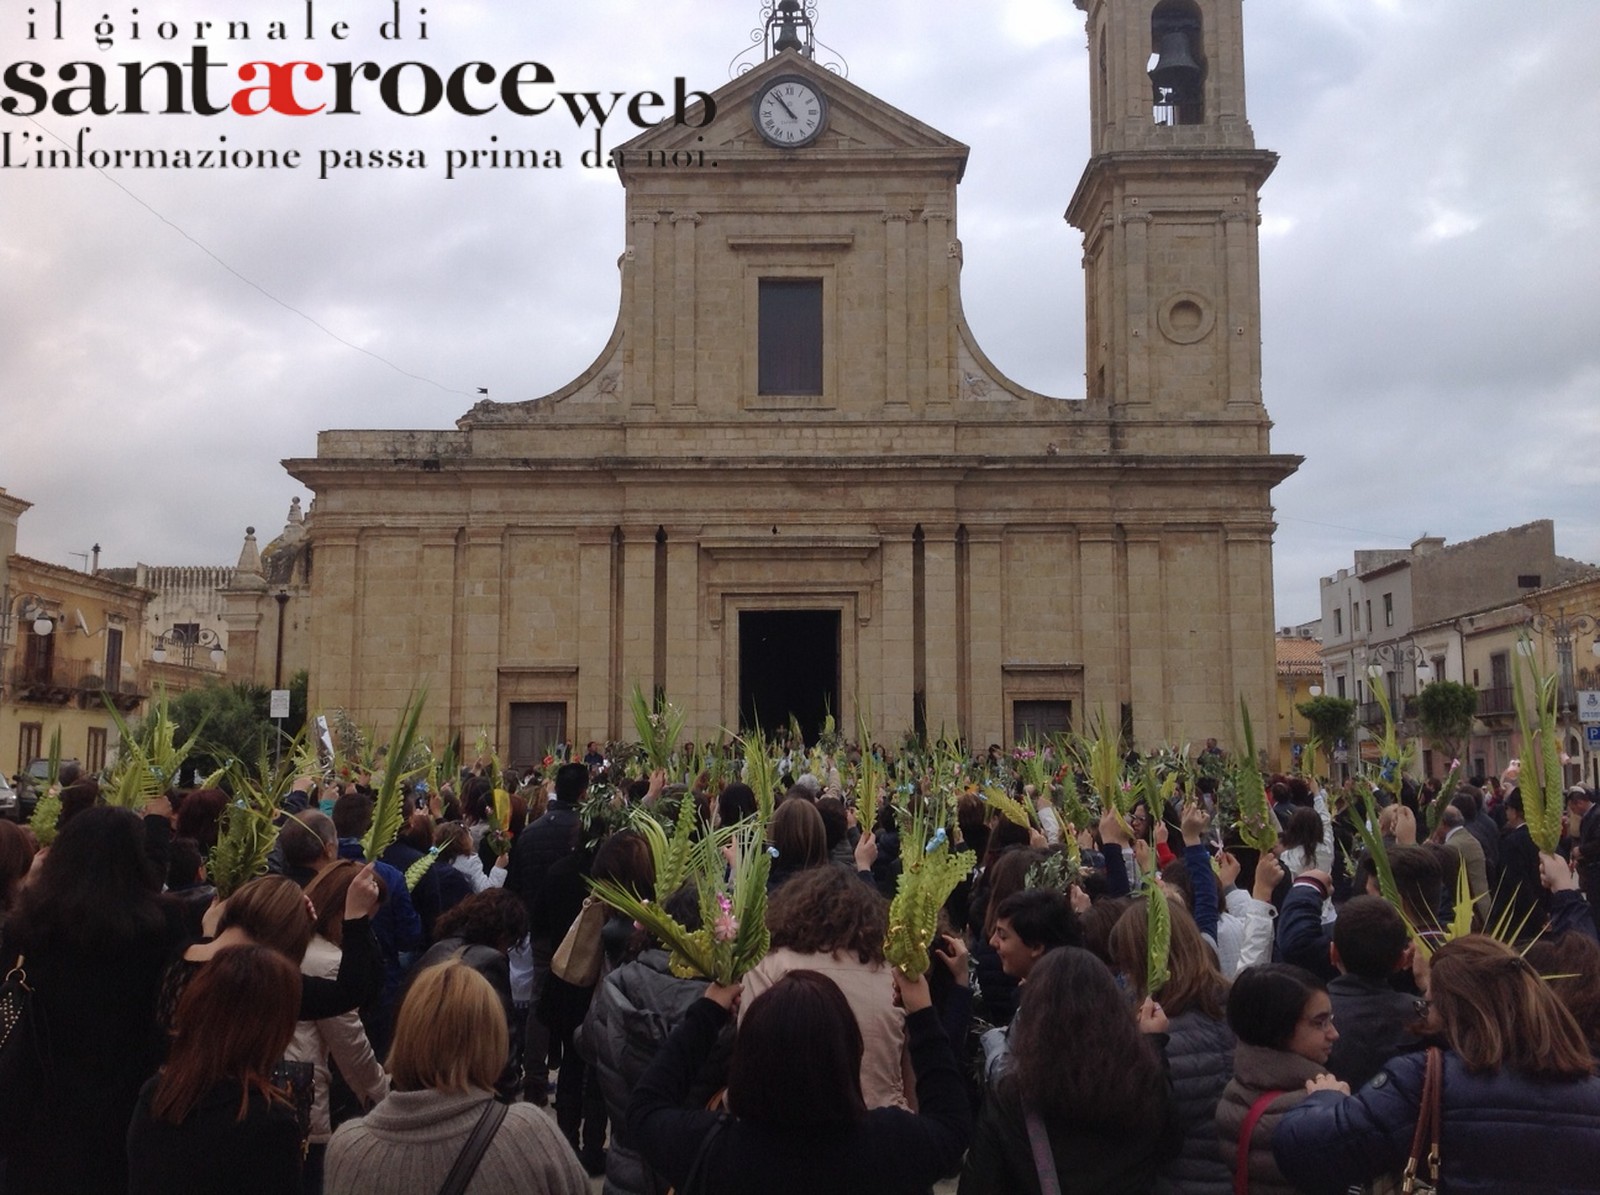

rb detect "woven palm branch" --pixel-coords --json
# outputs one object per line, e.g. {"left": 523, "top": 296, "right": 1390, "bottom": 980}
{"left": 854, "top": 704, "right": 881, "bottom": 833}
{"left": 1145, "top": 879, "right": 1173, "bottom": 995}
{"left": 883, "top": 800, "right": 974, "bottom": 978}
{"left": 1511, "top": 641, "right": 1565, "bottom": 853}
{"left": 589, "top": 821, "right": 768, "bottom": 983}
{"left": 1233, "top": 701, "right": 1278, "bottom": 852}
{"left": 980, "top": 785, "right": 1035, "bottom": 830}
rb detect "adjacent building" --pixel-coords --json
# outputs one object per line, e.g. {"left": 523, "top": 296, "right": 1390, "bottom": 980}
{"left": 1, "top": 486, "right": 154, "bottom": 778}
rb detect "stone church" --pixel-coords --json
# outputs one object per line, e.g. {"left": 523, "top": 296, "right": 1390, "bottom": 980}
{"left": 261, "top": 0, "right": 1299, "bottom": 768}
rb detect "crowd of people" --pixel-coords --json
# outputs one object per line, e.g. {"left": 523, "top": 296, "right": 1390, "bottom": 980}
{"left": 1, "top": 740, "right": 1598, "bottom": 1194}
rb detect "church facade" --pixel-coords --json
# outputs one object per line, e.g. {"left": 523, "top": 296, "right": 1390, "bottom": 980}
{"left": 273, "top": 0, "right": 1299, "bottom": 768}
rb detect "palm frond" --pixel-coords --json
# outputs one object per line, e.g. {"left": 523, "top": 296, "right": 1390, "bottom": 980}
{"left": 362, "top": 689, "right": 428, "bottom": 862}
{"left": 1234, "top": 700, "right": 1278, "bottom": 852}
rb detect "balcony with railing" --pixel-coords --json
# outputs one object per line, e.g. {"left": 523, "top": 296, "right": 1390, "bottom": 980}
{"left": 5, "top": 657, "right": 147, "bottom": 710}
{"left": 1476, "top": 686, "right": 1514, "bottom": 717}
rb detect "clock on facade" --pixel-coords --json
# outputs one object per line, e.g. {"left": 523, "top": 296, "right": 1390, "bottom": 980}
{"left": 753, "top": 76, "right": 828, "bottom": 147}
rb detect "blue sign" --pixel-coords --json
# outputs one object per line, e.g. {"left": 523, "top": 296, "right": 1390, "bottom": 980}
{"left": 1587, "top": 725, "right": 1600, "bottom": 747}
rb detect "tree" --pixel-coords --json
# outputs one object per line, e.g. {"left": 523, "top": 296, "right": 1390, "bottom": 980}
{"left": 1413, "top": 680, "right": 1477, "bottom": 767}
{"left": 1295, "top": 695, "right": 1357, "bottom": 770}
{"left": 165, "top": 671, "right": 307, "bottom": 784}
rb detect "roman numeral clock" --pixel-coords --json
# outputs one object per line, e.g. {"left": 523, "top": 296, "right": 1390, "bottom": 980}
{"left": 753, "top": 75, "right": 828, "bottom": 146}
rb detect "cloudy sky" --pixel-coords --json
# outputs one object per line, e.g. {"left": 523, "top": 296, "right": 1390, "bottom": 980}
{"left": 3, "top": 0, "right": 1596, "bottom": 627}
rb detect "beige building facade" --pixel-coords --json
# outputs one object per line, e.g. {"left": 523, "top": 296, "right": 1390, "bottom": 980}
{"left": 278, "top": 1, "right": 1298, "bottom": 769}
{"left": 1, "top": 487, "right": 155, "bottom": 778}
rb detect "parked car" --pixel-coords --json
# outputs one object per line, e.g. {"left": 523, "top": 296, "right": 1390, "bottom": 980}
{"left": 0, "top": 773, "right": 17, "bottom": 821}
{"left": 14, "top": 758, "right": 82, "bottom": 824}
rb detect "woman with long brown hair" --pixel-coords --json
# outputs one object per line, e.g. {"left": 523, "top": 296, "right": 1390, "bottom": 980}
{"left": 959, "top": 947, "right": 1174, "bottom": 1193}
{"left": 1274, "top": 934, "right": 1600, "bottom": 1193}
{"left": 1110, "top": 894, "right": 1234, "bottom": 1195}
{"left": 127, "top": 944, "right": 304, "bottom": 1194}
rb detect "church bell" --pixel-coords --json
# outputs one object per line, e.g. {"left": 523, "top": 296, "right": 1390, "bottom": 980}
{"left": 1148, "top": 29, "right": 1202, "bottom": 99}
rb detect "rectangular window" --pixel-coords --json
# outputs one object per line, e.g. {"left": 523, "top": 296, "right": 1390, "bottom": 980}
{"left": 104, "top": 627, "right": 123, "bottom": 692}
{"left": 1332, "top": 608, "right": 1342, "bottom": 635}
{"left": 1431, "top": 655, "right": 1446, "bottom": 683}
{"left": 1365, "top": 601, "right": 1372, "bottom": 633}
{"left": 87, "top": 726, "right": 107, "bottom": 773}
{"left": 1335, "top": 675, "right": 1346, "bottom": 699}
{"left": 1383, "top": 593, "right": 1393, "bottom": 627}
{"left": 22, "top": 628, "right": 53, "bottom": 682}
{"left": 1352, "top": 604, "right": 1360, "bottom": 632}
{"left": 18, "top": 723, "right": 42, "bottom": 773}
{"left": 758, "top": 278, "right": 823, "bottom": 395}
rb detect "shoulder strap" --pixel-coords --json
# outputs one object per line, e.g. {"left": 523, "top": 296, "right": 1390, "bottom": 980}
{"left": 439, "top": 1098, "right": 508, "bottom": 1195}
{"left": 1402, "top": 1047, "right": 1444, "bottom": 1193}
{"left": 1234, "top": 1089, "right": 1285, "bottom": 1195}
{"left": 1023, "top": 1106, "right": 1061, "bottom": 1195}
{"left": 678, "top": 1112, "right": 729, "bottom": 1195}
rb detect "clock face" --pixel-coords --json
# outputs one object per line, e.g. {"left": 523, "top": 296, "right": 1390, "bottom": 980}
{"left": 754, "top": 77, "right": 827, "bottom": 147}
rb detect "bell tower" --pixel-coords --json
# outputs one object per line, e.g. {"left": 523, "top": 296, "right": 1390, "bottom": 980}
{"left": 1068, "top": 0, "right": 1278, "bottom": 450}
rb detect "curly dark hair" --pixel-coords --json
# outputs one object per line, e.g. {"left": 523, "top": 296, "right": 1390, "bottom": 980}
{"left": 1004, "top": 948, "right": 1165, "bottom": 1130}
{"left": 765, "top": 864, "right": 887, "bottom": 964}
{"left": 432, "top": 888, "right": 529, "bottom": 952}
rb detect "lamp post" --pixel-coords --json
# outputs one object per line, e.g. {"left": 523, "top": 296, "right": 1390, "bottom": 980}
{"left": 1524, "top": 606, "right": 1600, "bottom": 787}
{"left": 0, "top": 586, "right": 57, "bottom": 692}
{"left": 152, "top": 627, "right": 225, "bottom": 668}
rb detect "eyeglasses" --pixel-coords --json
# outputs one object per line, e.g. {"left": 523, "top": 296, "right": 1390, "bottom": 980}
{"left": 1301, "top": 1011, "right": 1336, "bottom": 1031}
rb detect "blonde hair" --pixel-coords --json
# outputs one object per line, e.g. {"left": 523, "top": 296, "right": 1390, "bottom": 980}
{"left": 387, "top": 958, "right": 507, "bottom": 1093}
{"left": 1109, "top": 896, "right": 1228, "bottom": 1020}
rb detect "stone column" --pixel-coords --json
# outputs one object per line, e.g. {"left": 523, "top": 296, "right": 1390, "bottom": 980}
{"left": 1122, "top": 211, "right": 1152, "bottom": 409}
{"left": 1125, "top": 530, "right": 1166, "bottom": 747}
{"left": 575, "top": 527, "right": 616, "bottom": 742}
{"left": 307, "top": 529, "right": 359, "bottom": 715}
{"left": 921, "top": 210, "right": 953, "bottom": 410}
{"left": 457, "top": 527, "right": 504, "bottom": 739}
{"left": 878, "top": 531, "right": 916, "bottom": 739}
{"left": 1077, "top": 527, "right": 1122, "bottom": 720}
{"left": 626, "top": 213, "right": 660, "bottom": 411}
{"left": 619, "top": 526, "right": 657, "bottom": 703}
{"left": 883, "top": 211, "right": 910, "bottom": 410}
{"left": 964, "top": 528, "right": 1005, "bottom": 747}
{"left": 416, "top": 531, "right": 459, "bottom": 729}
{"left": 670, "top": 212, "right": 700, "bottom": 408}
{"left": 663, "top": 530, "right": 701, "bottom": 725}
{"left": 922, "top": 524, "right": 960, "bottom": 734}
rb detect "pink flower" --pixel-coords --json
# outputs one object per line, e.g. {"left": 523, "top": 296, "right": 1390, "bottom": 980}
{"left": 713, "top": 912, "right": 739, "bottom": 942}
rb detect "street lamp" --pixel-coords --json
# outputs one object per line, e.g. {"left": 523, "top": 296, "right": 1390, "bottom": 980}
{"left": 152, "top": 627, "right": 225, "bottom": 668}
{"left": 0, "top": 587, "right": 57, "bottom": 643}
{"left": 1525, "top": 607, "right": 1600, "bottom": 712}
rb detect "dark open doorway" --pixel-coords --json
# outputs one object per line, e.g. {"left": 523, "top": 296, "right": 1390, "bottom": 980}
{"left": 738, "top": 609, "right": 840, "bottom": 743}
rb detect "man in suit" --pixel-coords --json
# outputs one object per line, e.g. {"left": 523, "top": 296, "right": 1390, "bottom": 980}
{"left": 1439, "top": 804, "right": 1490, "bottom": 928}
{"left": 1566, "top": 785, "right": 1600, "bottom": 933}
{"left": 1491, "top": 790, "right": 1547, "bottom": 936}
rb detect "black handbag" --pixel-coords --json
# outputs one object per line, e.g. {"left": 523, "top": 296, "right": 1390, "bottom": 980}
{"left": 0, "top": 953, "right": 50, "bottom": 1149}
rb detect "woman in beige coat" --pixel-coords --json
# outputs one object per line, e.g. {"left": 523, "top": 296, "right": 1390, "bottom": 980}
{"left": 739, "top": 863, "right": 913, "bottom": 1109}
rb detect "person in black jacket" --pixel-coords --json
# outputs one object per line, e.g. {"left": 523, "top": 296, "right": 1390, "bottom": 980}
{"left": 628, "top": 967, "right": 969, "bottom": 1195}
{"left": 505, "top": 761, "right": 588, "bottom": 1103}
{"left": 128, "top": 944, "right": 304, "bottom": 1194}
{"left": 1492, "top": 791, "right": 1547, "bottom": 935}
{"left": 1324, "top": 896, "right": 1421, "bottom": 1090}
{"left": 0, "top": 804, "right": 199, "bottom": 1195}
{"left": 961, "top": 947, "right": 1175, "bottom": 1194}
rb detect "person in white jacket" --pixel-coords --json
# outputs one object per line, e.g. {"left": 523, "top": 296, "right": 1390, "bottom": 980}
{"left": 291, "top": 861, "right": 392, "bottom": 1193}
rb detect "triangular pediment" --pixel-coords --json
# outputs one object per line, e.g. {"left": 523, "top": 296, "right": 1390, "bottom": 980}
{"left": 614, "top": 51, "right": 968, "bottom": 178}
